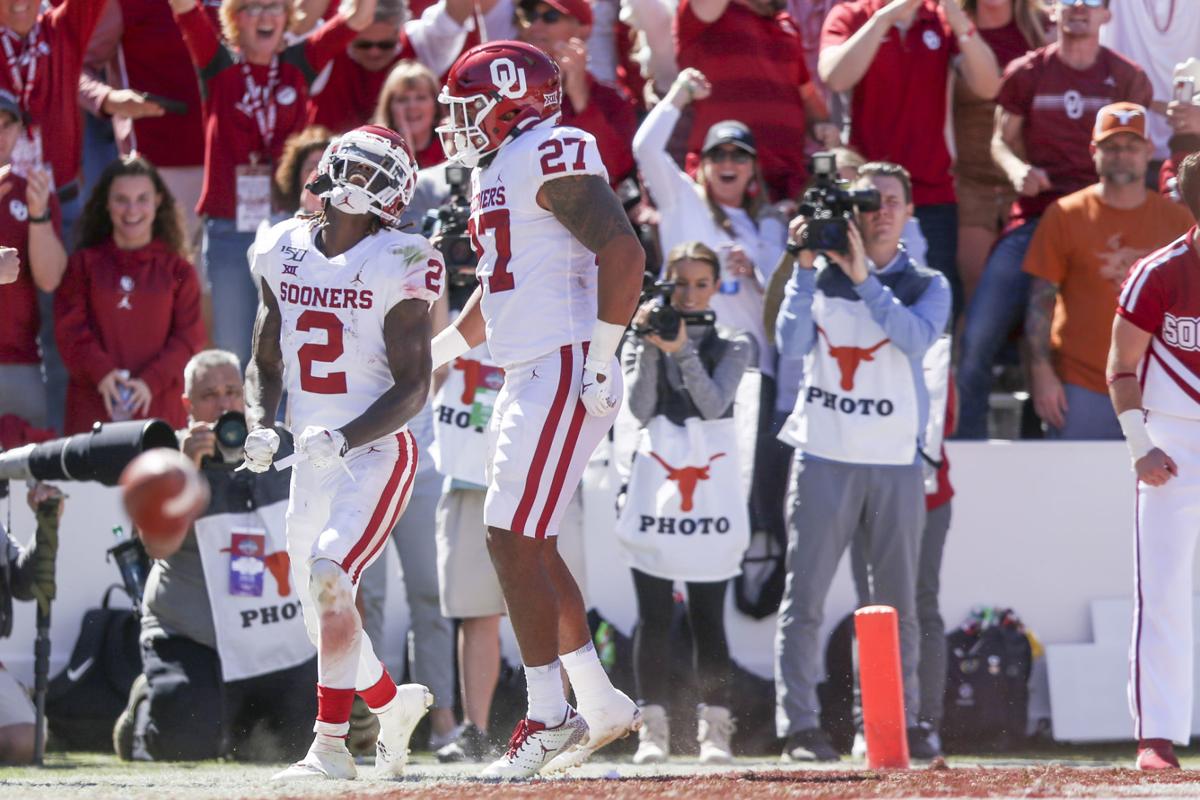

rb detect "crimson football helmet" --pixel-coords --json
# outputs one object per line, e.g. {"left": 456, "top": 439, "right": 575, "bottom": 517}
{"left": 437, "top": 41, "right": 562, "bottom": 168}
{"left": 311, "top": 125, "right": 417, "bottom": 226}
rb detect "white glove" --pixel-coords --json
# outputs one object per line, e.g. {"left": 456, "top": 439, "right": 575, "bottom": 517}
{"left": 580, "top": 357, "right": 618, "bottom": 417}
{"left": 297, "top": 426, "right": 349, "bottom": 470}
{"left": 242, "top": 427, "right": 280, "bottom": 473}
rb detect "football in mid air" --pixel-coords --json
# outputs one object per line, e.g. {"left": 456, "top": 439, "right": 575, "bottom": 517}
{"left": 119, "top": 448, "right": 209, "bottom": 558}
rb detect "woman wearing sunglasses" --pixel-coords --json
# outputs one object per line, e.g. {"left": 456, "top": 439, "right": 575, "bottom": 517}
{"left": 632, "top": 67, "right": 786, "bottom": 376}
{"left": 166, "top": 0, "right": 377, "bottom": 368}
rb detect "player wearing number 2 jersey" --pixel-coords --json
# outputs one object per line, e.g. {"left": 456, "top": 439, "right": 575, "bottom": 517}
{"left": 241, "top": 125, "right": 446, "bottom": 782}
{"left": 431, "top": 41, "right": 646, "bottom": 778}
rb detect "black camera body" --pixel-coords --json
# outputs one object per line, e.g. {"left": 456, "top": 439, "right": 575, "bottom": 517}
{"left": 797, "top": 151, "right": 881, "bottom": 254}
{"left": 633, "top": 276, "right": 716, "bottom": 340}
{"left": 423, "top": 165, "right": 477, "bottom": 284}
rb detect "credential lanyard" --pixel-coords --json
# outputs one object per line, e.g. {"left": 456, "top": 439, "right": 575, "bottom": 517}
{"left": 0, "top": 22, "right": 41, "bottom": 112}
{"left": 240, "top": 56, "right": 279, "bottom": 155}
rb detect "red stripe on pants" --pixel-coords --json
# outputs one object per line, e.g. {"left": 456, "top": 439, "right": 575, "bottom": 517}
{"left": 351, "top": 431, "right": 418, "bottom": 583}
{"left": 510, "top": 345, "right": 574, "bottom": 534}
{"left": 535, "top": 343, "right": 592, "bottom": 537}
{"left": 340, "top": 433, "right": 410, "bottom": 576}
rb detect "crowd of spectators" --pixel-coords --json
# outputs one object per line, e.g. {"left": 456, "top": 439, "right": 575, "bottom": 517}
{"left": 0, "top": 0, "right": 1197, "bottom": 768}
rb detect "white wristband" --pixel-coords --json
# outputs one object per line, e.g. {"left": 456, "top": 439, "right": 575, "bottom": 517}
{"left": 1118, "top": 409, "right": 1155, "bottom": 463}
{"left": 431, "top": 326, "right": 470, "bottom": 371}
{"left": 586, "top": 319, "right": 626, "bottom": 372}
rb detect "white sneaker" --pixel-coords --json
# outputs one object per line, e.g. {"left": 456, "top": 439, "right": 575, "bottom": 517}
{"left": 542, "top": 689, "right": 641, "bottom": 773}
{"left": 481, "top": 709, "right": 589, "bottom": 780}
{"left": 374, "top": 684, "right": 434, "bottom": 779}
{"left": 697, "top": 704, "right": 735, "bottom": 764}
{"left": 632, "top": 704, "right": 669, "bottom": 765}
{"left": 272, "top": 735, "right": 357, "bottom": 781}
{"left": 851, "top": 730, "right": 867, "bottom": 759}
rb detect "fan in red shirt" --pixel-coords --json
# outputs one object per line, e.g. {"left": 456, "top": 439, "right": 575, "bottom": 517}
{"left": 0, "top": 0, "right": 105, "bottom": 213}
{"left": 675, "top": 0, "right": 835, "bottom": 203}
{"left": 820, "top": 0, "right": 1001, "bottom": 312}
{"left": 372, "top": 60, "right": 445, "bottom": 169}
{"left": 516, "top": 0, "right": 637, "bottom": 186}
{"left": 54, "top": 156, "right": 205, "bottom": 435}
{"left": 168, "top": 0, "right": 376, "bottom": 368}
{"left": 0, "top": 88, "right": 64, "bottom": 431}
{"left": 955, "top": 0, "right": 1153, "bottom": 440}
{"left": 305, "top": 0, "right": 475, "bottom": 135}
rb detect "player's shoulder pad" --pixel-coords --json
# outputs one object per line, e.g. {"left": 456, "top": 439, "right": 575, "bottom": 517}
{"left": 252, "top": 215, "right": 308, "bottom": 258}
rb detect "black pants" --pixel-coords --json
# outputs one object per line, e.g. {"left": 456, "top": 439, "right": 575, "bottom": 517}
{"left": 135, "top": 636, "right": 317, "bottom": 761}
{"left": 631, "top": 569, "right": 731, "bottom": 708}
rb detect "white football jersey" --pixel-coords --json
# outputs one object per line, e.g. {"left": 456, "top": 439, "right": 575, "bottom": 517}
{"left": 250, "top": 217, "right": 445, "bottom": 436}
{"left": 469, "top": 121, "right": 609, "bottom": 368}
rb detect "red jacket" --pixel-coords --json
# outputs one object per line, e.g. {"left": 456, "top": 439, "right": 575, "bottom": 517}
{"left": 54, "top": 239, "right": 205, "bottom": 434}
{"left": 562, "top": 73, "right": 637, "bottom": 186}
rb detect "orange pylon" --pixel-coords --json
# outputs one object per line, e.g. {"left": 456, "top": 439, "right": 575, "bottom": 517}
{"left": 854, "top": 605, "right": 910, "bottom": 769}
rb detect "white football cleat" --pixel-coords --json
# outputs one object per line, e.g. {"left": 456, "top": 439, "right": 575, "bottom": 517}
{"left": 272, "top": 735, "right": 357, "bottom": 781}
{"left": 480, "top": 709, "right": 589, "bottom": 780}
{"left": 374, "top": 683, "right": 434, "bottom": 779}
{"left": 542, "top": 689, "right": 641, "bottom": 773}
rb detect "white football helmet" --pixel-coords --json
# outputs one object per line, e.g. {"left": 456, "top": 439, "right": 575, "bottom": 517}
{"left": 312, "top": 125, "right": 417, "bottom": 227}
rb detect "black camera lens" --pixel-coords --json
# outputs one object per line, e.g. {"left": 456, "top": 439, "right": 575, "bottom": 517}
{"left": 214, "top": 410, "right": 248, "bottom": 451}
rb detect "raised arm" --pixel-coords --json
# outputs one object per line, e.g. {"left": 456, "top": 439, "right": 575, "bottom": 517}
{"left": 338, "top": 298, "right": 432, "bottom": 448}
{"left": 244, "top": 280, "right": 285, "bottom": 432}
{"left": 819, "top": 0, "right": 920, "bottom": 93}
{"left": 633, "top": 69, "right": 709, "bottom": 211}
{"left": 943, "top": 0, "right": 1000, "bottom": 100}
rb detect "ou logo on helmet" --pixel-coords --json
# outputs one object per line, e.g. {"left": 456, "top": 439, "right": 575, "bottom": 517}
{"left": 1062, "top": 90, "right": 1084, "bottom": 120}
{"left": 490, "top": 58, "right": 528, "bottom": 100}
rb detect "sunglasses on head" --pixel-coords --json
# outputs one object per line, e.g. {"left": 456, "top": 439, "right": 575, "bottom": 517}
{"left": 1059, "top": 0, "right": 1106, "bottom": 8}
{"left": 517, "top": 7, "right": 565, "bottom": 24}
{"left": 238, "top": 1, "right": 285, "bottom": 17}
{"left": 705, "top": 148, "right": 753, "bottom": 164}
{"left": 353, "top": 39, "right": 397, "bottom": 51}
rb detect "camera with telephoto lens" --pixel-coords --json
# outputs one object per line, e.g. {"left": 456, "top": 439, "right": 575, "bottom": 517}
{"left": 797, "top": 151, "right": 881, "bottom": 254}
{"left": 211, "top": 410, "right": 248, "bottom": 465}
{"left": 632, "top": 272, "right": 716, "bottom": 341}
{"left": 423, "top": 166, "right": 476, "bottom": 284}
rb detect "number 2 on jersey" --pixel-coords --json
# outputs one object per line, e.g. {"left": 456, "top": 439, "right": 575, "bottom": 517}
{"left": 297, "top": 310, "right": 348, "bottom": 394}
{"left": 468, "top": 209, "right": 514, "bottom": 293}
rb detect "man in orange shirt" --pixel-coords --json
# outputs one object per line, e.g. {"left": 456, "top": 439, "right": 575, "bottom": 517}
{"left": 1024, "top": 102, "right": 1194, "bottom": 439}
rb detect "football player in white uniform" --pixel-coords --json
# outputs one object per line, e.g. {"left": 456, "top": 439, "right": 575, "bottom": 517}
{"left": 241, "top": 125, "right": 446, "bottom": 781}
{"left": 430, "top": 41, "right": 645, "bottom": 778}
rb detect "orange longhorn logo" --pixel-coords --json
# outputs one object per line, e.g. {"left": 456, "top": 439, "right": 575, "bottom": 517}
{"left": 816, "top": 325, "right": 890, "bottom": 391}
{"left": 453, "top": 357, "right": 505, "bottom": 404}
{"left": 647, "top": 451, "right": 726, "bottom": 512}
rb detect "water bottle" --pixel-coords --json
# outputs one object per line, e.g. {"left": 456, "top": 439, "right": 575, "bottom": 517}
{"left": 718, "top": 243, "right": 740, "bottom": 295}
{"left": 111, "top": 369, "right": 134, "bottom": 422}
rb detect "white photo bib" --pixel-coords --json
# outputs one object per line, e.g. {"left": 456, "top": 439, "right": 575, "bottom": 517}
{"left": 429, "top": 342, "right": 502, "bottom": 485}
{"left": 921, "top": 335, "right": 952, "bottom": 494}
{"left": 615, "top": 416, "right": 750, "bottom": 582}
{"left": 194, "top": 501, "right": 314, "bottom": 682}
{"left": 781, "top": 293, "right": 919, "bottom": 465}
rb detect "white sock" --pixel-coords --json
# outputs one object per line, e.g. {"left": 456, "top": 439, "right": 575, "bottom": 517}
{"left": 525, "top": 659, "right": 569, "bottom": 725}
{"left": 560, "top": 641, "right": 613, "bottom": 707}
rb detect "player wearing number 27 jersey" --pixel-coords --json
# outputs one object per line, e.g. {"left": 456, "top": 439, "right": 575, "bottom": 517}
{"left": 431, "top": 41, "right": 646, "bottom": 779}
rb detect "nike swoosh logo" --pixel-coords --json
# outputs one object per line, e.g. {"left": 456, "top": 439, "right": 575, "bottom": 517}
{"left": 67, "top": 656, "right": 94, "bottom": 682}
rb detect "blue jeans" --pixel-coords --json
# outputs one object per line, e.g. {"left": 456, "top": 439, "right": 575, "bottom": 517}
{"left": 1043, "top": 381, "right": 1122, "bottom": 440}
{"left": 203, "top": 217, "right": 258, "bottom": 368}
{"left": 956, "top": 219, "right": 1040, "bottom": 439}
{"left": 915, "top": 203, "right": 960, "bottom": 316}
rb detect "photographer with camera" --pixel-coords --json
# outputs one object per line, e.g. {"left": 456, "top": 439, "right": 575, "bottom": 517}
{"left": 616, "top": 241, "right": 752, "bottom": 766}
{"left": 113, "top": 349, "right": 317, "bottom": 762}
{"left": 0, "top": 482, "right": 61, "bottom": 764}
{"left": 773, "top": 161, "right": 951, "bottom": 762}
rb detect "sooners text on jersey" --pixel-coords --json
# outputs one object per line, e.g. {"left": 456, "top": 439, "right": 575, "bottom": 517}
{"left": 251, "top": 217, "right": 445, "bottom": 435}
{"left": 468, "top": 121, "right": 608, "bottom": 368}
{"left": 1118, "top": 226, "right": 1200, "bottom": 419}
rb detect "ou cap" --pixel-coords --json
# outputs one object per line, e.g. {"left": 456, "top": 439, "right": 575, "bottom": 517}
{"left": 1093, "top": 102, "right": 1148, "bottom": 143}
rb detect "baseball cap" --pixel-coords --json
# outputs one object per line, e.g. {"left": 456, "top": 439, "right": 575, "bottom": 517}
{"left": 1093, "top": 102, "right": 1148, "bottom": 143}
{"left": 519, "top": 0, "right": 593, "bottom": 26}
{"left": 702, "top": 120, "right": 757, "bottom": 157}
{"left": 0, "top": 89, "right": 21, "bottom": 123}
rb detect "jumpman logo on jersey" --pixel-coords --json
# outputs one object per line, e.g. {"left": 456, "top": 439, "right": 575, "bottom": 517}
{"left": 351, "top": 268, "right": 365, "bottom": 285}
{"left": 530, "top": 368, "right": 540, "bottom": 380}
{"left": 366, "top": 446, "right": 381, "bottom": 454}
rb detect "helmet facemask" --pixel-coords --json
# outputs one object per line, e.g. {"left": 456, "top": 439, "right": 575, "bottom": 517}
{"left": 317, "top": 133, "right": 416, "bottom": 226}
{"left": 436, "top": 88, "right": 499, "bottom": 169}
